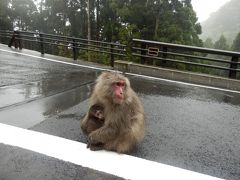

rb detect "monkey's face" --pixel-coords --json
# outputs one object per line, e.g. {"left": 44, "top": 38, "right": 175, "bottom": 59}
{"left": 94, "top": 110, "right": 104, "bottom": 119}
{"left": 112, "top": 80, "right": 125, "bottom": 104}
{"left": 95, "top": 72, "right": 130, "bottom": 105}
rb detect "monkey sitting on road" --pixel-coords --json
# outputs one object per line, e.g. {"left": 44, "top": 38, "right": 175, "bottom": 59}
{"left": 81, "top": 104, "right": 104, "bottom": 136}
{"left": 80, "top": 72, "right": 145, "bottom": 153}
{"left": 81, "top": 104, "right": 105, "bottom": 150}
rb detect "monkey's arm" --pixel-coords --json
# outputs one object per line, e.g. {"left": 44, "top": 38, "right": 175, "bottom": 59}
{"left": 88, "top": 122, "right": 119, "bottom": 144}
{"left": 130, "top": 111, "right": 145, "bottom": 141}
{"left": 128, "top": 96, "right": 145, "bottom": 141}
{"left": 80, "top": 113, "right": 89, "bottom": 135}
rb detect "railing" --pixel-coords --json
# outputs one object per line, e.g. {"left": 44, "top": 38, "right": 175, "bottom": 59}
{"left": 0, "top": 30, "right": 126, "bottom": 67}
{"left": 132, "top": 39, "right": 240, "bottom": 79}
{"left": 0, "top": 30, "right": 239, "bottom": 79}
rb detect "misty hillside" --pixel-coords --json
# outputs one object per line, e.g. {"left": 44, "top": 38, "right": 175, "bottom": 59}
{"left": 201, "top": 0, "right": 240, "bottom": 42}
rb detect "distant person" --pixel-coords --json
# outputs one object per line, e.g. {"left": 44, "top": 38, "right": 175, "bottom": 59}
{"left": 8, "top": 27, "right": 23, "bottom": 50}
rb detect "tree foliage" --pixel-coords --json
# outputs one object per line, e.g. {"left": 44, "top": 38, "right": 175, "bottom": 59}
{"left": 0, "top": 0, "right": 12, "bottom": 30}
{"left": 232, "top": 32, "right": 240, "bottom": 52}
{"left": 201, "top": 0, "right": 240, "bottom": 42}
{"left": 204, "top": 38, "right": 214, "bottom": 49}
{"left": 214, "top": 35, "right": 229, "bottom": 50}
{"left": 0, "top": 0, "right": 203, "bottom": 47}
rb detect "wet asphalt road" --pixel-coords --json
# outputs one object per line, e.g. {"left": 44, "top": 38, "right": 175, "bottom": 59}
{"left": 0, "top": 44, "right": 240, "bottom": 179}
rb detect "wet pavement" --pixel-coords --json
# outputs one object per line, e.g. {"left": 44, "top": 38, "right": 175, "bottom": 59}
{"left": 0, "top": 44, "right": 100, "bottom": 127}
{"left": 1, "top": 44, "right": 240, "bottom": 179}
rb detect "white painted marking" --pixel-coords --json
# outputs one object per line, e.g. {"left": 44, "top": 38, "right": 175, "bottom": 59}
{"left": 1, "top": 47, "right": 240, "bottom": 94}
{"left": 0, "top": 123, "right": 221, "bottom": 180}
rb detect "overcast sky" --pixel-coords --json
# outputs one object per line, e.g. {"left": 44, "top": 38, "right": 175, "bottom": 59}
{"left": 191, "top": 0, "right": 231, "bottom": 22}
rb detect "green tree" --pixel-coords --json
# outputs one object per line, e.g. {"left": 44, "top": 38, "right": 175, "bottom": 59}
{"left": 0, "top": 0, "right": 12, "bottom": 30}
{"left": 232, "top": 32, "right": 240, "bottom": 52}
{"left": 204, "top": 38, "right": 214, "bottom": 48}
{"left": 99, "top": 0, "right": 122, "bottom": 42}
{"left": 43, "top": 0, "right": 87, "bottom": 36}
{"left": 114, "top": 0, "right": 202, "bottom": 46}
{"left": 214, "top": 35, "right": 229, "bottom": 50}
{"left": 11, "top": 0, "right": 38, "bottom": 31}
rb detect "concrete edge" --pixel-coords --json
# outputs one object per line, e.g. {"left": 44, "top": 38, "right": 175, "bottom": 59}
{"left": 114, "top": 60, "right": 240, "bottom": 91}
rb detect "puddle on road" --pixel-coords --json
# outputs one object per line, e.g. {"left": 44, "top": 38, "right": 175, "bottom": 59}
{"left": 0, "top": 71, "right": 98, "bottom": 109}
{"left": 0, "top": 82, "right": 43, "bottom": 108}
{"left": 0, "top": 83, "right": 94, "bottom": 129}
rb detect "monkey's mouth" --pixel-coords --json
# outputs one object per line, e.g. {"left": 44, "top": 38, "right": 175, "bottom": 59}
{"left": 114, "top": 98, "right": 124, "bottom": 104}
{"left": 115, "top": 94, "right": 124, "bottom": 100}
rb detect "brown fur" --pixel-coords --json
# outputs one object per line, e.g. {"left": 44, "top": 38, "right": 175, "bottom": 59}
{"left": 80, "top": 72, "right": 145, "bottom": 153}
{"left": 81, "top": 104, "right": 104, "bottom": 136}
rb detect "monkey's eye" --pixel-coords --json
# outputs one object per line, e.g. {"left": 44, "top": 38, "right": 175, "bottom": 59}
{"left": 116, "top": 81, "right": 125, "bottom": 87}
{"left": 116, "top": 82, "right": 121, "bottom": 86}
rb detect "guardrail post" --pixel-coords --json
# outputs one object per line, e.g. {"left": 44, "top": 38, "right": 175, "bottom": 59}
{"left": 110, "top": 43, "right": 114, "bottom": 67}
{"left": 17, "top": 31, "right": 23, "bottom": 49}
{"left": 39, "top": 33, "right": 44, "bottom": 54}
{"left": 162, "top": 46, "right": 167, "bottom": 66}
{"left": 141, "top": 42, "right": 146, "bottom": 64}
{"left": 229, "top": 56, "right": 238, "bottom": 79}
{"left": 72, "top": 39, "right": 77, "bottom": 60}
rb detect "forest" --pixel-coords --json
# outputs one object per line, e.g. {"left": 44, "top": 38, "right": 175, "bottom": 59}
{"left": 0, "top": 0, "right": 203, "bottom": 46}
{"left": 1, "top": 0, "right": 240, "bottom": 50}
{"left": 201, "top": 0, "right": 240, "bottom": 52}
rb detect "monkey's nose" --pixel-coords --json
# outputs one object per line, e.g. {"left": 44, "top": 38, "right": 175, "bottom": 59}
{"left": 119, "top": 88, "right": 123, "bottom": 94}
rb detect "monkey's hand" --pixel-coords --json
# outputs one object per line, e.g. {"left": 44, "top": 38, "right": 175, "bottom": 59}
{"left": 88, "top": 132, "right": 102, "bottom": 145}
{"left": 87, "top": 141, "right": 104, "bottom": 151}
{"left": 87, "top": 133, "right": 104, "bottom": 151}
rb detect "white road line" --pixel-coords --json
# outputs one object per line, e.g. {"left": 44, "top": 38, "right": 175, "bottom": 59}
{"left": 1, "top": 48, "right": 240, "bottom": 94}
{"left": 0, "top": 123, "right": 221, "bottom": 180}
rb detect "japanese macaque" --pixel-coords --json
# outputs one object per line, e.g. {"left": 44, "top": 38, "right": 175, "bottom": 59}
{"left": 80, "top": 71, "right": 145, "bottom": 153}
{"left": 81, "top": 104, "right": 104, "bottom": 136}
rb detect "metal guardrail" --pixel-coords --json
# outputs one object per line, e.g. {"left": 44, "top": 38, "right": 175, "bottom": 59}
{"left": 0, "top": 30, "right": 239, "bottom": 79}
{"left": 132, "top": 39, "right": 240, "bottom": 79}
{"left": 0, "top": 30, "right": 126, "bottom": 67}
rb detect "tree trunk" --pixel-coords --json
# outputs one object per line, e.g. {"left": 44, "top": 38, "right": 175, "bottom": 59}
{"left": 96, "top": 0, "right": 100, "bottom": 41}
{"left": 40, "top": 0, "right": 43, "bottom": 32}
{"left": 154, "top": 11, "right": 160, "bottom": 40}
{"left": 87, "top": 0, "right": 91, "bottom": 61}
